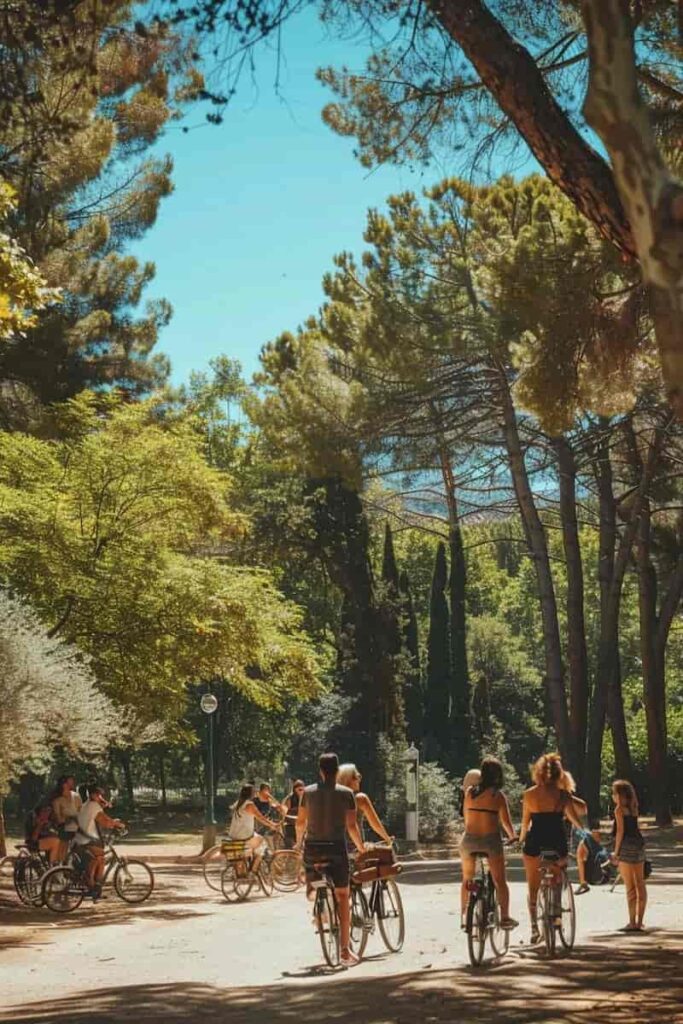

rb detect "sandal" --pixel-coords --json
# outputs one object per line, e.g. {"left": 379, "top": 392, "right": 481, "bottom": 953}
{"left": 340, "top": 949, "right": 360, "bottom": 968}
{"left": 500, "top": 917, "right": 519, "bottom": 930}
{"left": 530, "top": 927, "right": 541, "bottom": 945}
{"left": 575, "top": 883, "right": 590, "bottom": 895}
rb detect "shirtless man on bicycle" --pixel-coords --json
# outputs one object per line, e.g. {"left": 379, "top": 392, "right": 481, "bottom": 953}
{"left": 296, "top": 752, "right": 365, "bottom": 967}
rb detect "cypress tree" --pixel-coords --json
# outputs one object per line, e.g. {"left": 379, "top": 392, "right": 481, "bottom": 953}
{"left": 399, "top": 569, "right": 423, "bottom": 743}
{"left": 425, "top": 541, "right": 452, "bottom": 763}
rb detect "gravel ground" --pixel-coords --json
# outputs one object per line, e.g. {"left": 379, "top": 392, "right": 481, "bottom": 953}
{"left": 0, "top": 830, "right": 680, "bottom": 1024}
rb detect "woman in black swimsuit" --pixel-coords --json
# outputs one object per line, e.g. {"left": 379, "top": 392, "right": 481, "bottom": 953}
{"left": 460, "top": 756, "right": 518, "bottom": 931}
{"left": 611, "top": 779, "right": 647, "bottom": 931}
{"left": 520, "top": 753, "right": 586, "bottom": 944}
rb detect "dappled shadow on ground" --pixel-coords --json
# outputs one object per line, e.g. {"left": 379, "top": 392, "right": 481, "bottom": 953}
{"left": 0, "top": 866, "right": 228, "bottom": 946}
{"left": 2, "top": 931, "right": 681, "bottom": 1024}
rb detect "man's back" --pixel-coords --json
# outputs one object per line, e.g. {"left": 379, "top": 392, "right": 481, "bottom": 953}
{"left": 303, "top": 781, "right": 355, "bottom": 843}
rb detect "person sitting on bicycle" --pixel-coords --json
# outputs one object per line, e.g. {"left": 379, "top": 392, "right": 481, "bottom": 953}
{"left": 459, "top": 756, "right": 518, "bottom": 932}
{"left": 575, "top": 827, "right": 610, "bottom": 895}
{"left": 73, "top": 784, "right": 125, "bottom": 900}
{"left": 520, "top": 753, "right": 586, "bottom": 943}
{"left": 252, "top": 783, "right": 284, "bottom": 836}
{"left": 281, "top": 779, "right": 306, "bottom": 849}
{"left": 227, "top": 784, "right": 282, "bottom": 873}
{"left": 50, "top": 775, "right": 82, "bottom": 863}
{"left": 27, "top": 802, "right": 60, "bottom": 865}
{"left": 337, "top": 764, "right": 393, "bottom": 847}
{"left": 296, "top": 751, "right": 365, "bottom": 968}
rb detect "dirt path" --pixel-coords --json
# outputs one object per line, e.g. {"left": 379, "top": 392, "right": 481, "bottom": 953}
{"left": 0, "top": 836, "right": 681, "bottom": 1024}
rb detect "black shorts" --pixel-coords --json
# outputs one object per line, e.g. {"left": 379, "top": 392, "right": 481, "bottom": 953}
{"left": 523, "top": 833, "right": 568, "bottom": 859}
{"left": 304, "top": 841, "right": 349, "bottom": 889}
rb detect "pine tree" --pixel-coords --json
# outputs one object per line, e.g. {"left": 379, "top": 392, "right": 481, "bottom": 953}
{"left": 425, "top": 541, "right": 452, "bottom": 765}
{"left": 0, "top": 2, "right": 202, "bottom": 410}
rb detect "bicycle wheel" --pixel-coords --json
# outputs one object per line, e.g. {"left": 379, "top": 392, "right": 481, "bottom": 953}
{"left": 258, "top": 859, "right": 274, "bottom": 897}
{"left": 270, "top": 850, "right": 303, "bottom": 892}
{"left": 377, "top": 878, "right": 405, "bottom": 953}
{"left": 316, "top": 887, "right": 340, "bottom": 967}
{"left": 350, "top": 885, "right": 370, "bottom": 959}
{"left": 488, "top": 889, "right": 510, "bottom": 958}
{"left": 558, "top": 874, "right": 576, "bottom": 950}
{"left": 14, "top": 856, "right": 44, "bottom": 907}
{"left": 466, "top": 894, "right": 487, "bottom": 966}
{"left": 233, "top": 860, "right": 254, "bottom": 901}
{"left": 113, "top": 859, "right": 154, "bottom": 903}
{"left": 538, "top": 885, "right": 556, "bottom": 956}
{"left": 42, "top": 866, "right": 85, "bottom": 914}
{"left": 220, "top": 862, "right": 241, "bottom": 903}
{"left": 203, "top": 847, "right": 225, "bottom": 891}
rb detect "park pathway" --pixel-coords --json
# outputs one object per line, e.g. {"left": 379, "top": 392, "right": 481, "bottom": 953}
{"left": 0, "top": 831, "right": 681, "bottom": 1024}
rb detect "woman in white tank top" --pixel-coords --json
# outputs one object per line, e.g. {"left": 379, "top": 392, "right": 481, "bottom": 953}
{"left": 227, "top": 784, "right": 281, "bottom": 871}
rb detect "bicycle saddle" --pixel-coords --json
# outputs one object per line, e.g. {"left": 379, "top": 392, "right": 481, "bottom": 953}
{"left": 540, "top": 849, "right": 562, "bottom": 861}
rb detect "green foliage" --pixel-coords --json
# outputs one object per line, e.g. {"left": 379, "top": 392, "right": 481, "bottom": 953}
{"left": 0, "top": 2, "right": 203, "bottom": 408}
{"left": 0, "top": 396, "right": 322, "bottom": 734}
{"left": 381, "top": 736, "right": 457, "bottom": 842}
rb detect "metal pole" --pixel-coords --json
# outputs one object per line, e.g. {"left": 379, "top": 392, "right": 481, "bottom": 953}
{"left": 200, "top": 692, "right": 219, "bottom": 851}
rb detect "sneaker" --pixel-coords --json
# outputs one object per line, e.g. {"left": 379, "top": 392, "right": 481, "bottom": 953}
{"left": 575, "top": 883, "right": 590, "bottom": 895}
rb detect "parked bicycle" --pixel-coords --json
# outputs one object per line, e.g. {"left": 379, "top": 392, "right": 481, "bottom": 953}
{"left": 10, "top": 845, "right": 50, "bottom": 907}
{"left": 349, "top": 843, "right": 404, "bottom": 957}
{"left": 41, "top": 829, "right": 154, "bottom": 913}
{"left": 536, "top": 848, "right": 576, "bottom": 956}
{"left": 464, "top": 839, "right": 515, "bottom": 966}
{"left": 219, "top": 839, "right": 273, "bottom": 902}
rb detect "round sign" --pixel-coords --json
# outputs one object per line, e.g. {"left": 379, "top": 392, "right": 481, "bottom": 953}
{"left": 200, "top": 693, "right": 218, "bottom": 714}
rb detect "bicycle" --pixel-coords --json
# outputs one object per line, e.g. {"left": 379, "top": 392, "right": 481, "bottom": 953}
{"left": 349, "top": 844, "right": 405, "bottom": 958}
{"left": 464, "top": 842, "right": 514, "bottom": 967}
{"left": 219, "top": 839, "right": 274, "bottom": 902}
{"left": 536, "top": 848, "right": 576, "bottom": 956}
{"left": 309, "top": 858, "right": 343, "bottom": 968}
{"left": 12, "top": 845, "right": 51, "bottom": 907}
{"left": 41, "top": 829, "right": 154, "bottom": 913}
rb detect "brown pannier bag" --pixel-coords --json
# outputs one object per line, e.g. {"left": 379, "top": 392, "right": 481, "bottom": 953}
{"left": 351, "top": 845, "right": 401, "bottom": 884}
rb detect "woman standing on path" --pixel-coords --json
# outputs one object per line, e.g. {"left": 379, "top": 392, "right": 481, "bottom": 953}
{"left": 459, "top": 756, "right": 518, "bottom": 931}
{"left": 520, "top": 753, "right": 586, "bottom": 944}
{"left": 611, "top": 779, "right": 647, "bottom": 931}
{"left": 281, "top": 780, "right": 306, "bottom": 849}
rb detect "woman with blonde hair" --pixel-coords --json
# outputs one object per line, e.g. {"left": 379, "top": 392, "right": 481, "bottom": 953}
{"left": 519, "top": 753, "right": 586, "bottom": 944}
{"left": 337, "top": 764, "right": 393, "bottom": 846}
{"left": 611, "top": 779, "right": 647, "bottom": 931}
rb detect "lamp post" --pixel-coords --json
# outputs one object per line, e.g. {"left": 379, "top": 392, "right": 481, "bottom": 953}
{"left": 404, "top": 743, "right": 419, "bottom": 849}
{"left": 200, "top": 691, "right": 218, "bottom": 851}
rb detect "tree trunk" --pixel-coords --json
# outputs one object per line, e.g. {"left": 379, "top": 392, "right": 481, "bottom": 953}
{"left": 498, "top": 370, "right": 571, "bottom": 763}
{"left": 555, "top": 437, "right": 589, "bottom": 790}
{"left": 0, "top": 794, "right": 7, "bottom": 858}
{"left": 582, "top": 0, "right": 683, "bottom": 412}
{"left": 637, "top": 505, "right": 683, "bottom": 826}
{"left": 436, "top": 440, "right": 471, "bottom": 774}
{"left": 119, "top": 750, "right": 135, "bottom": 810}
{"left": 428, "top": 0, "right": 634, "bottom": 256}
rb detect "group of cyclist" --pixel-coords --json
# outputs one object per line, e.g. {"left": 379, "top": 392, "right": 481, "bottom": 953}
{"left": 25, "top": 776, "right": 125, "bottom": 901}
{"left": 224, "top": 754, "right": 392, "bottom": 967}
{"left": 459, "top": 752, "right": 648, "bottom": 938}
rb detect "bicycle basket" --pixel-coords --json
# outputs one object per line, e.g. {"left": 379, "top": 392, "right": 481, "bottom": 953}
{"left": 220, "top": 839, "right": 249, "bottom": 861}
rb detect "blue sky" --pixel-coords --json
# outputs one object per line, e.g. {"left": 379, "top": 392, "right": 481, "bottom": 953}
{"left": 137, "top": 8, "right": 530, "bottom": 386}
